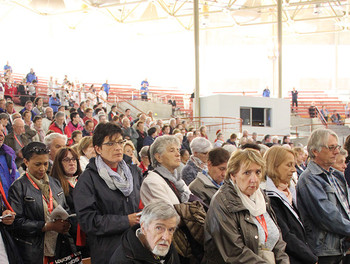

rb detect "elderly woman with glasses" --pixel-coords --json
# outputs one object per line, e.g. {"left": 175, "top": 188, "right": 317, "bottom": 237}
{"left": 8, "top": 142, "right": 71, "bottom": 264}
{"left": 205, "top": 149, "right": 289, "bottom": 264}
{"left": 73, "top": 123, "right": 142, "bottom": 263}
{"left": 140, "top": 135, "right": 191, "bottom": 206}
{"left": 264, "top": 146, "right": 317, "bottom": 264}
{"left": 181, "top": 137, "right": 212, "bottom": 186}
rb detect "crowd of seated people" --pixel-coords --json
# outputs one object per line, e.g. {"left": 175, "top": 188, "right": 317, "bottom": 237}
{"left": 1, "top": 67, "right": 350, "bottom": 264}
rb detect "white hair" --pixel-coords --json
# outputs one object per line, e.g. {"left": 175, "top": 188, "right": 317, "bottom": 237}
{"left": 190, "top": 137, "right": 212, "bottom": 153}
{"left": 150, "top": 135, "right": 180, "bottom": 167}
{"left": 44, "top": 133, "right": 67, "bottom": 147}
{"left": 140, "top": 202, "right": 180, "bottom": 228}
{"left": 307, "top": 128, "right": 338, "bottom": 159}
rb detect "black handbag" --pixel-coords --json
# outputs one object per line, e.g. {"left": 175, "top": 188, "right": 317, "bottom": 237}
{"left": 49, "top": 233, "right": 82, "bottom": 264}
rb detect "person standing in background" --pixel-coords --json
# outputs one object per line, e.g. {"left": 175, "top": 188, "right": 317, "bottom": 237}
{"left": 262, "top": 86, "right": 270, "bottom": 97}
{"left": 102, "top": 80, "right": 110, "bottom": 99}
{"left": 291, "top": 87, "right": 298, "bottom": 113}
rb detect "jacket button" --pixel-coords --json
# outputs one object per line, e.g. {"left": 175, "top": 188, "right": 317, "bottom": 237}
{"left": 255, "top": 236, "right": 258, "bottom": 239}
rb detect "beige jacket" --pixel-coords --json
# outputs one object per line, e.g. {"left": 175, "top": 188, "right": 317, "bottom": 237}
{"left": 140, "top": 170, "right": 180, "bottom": 206}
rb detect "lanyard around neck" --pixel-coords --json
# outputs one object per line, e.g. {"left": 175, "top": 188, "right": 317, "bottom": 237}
{"left": 26, "top": 173, "right": 53, "bottom": 213}
{"left": 14, "top": 134, "right": 23, "bottom": 148}
{"left": 256, "top": 214, "right": 268, "bottom": 243}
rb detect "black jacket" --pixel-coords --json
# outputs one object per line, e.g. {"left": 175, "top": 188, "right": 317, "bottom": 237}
{"left": 0, "top": 183, "right": 24, "bottom": 264}
{"left": 73, "top": 158, "right": 142, "bottom": 264}
{"left": 109, "top": 225, "right": 180, "bottom": 264}
{"left": 82, "top": 128, "right": 93, "bottom": 137}
{"left": 265, "top": 178, "right": 317, "bottom": 264}
{"left": 136, "top": 130, "right": 147, "bottom": 154}
{"left": 8, "top": 175, "right": 68, "bottom": 264}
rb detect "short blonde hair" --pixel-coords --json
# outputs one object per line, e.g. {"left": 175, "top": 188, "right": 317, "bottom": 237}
{"left": 123, "top": 140, "right": 135, "bottom": 152}
{"left": 293, "top": 146, "right": 304, "bottom": 155}
{"left": 78, "top": 136, "right": 93, "bottom": 156}
{"left": 264, "top": 146, "right": 296, "bottom": 186}
{"left": 225, "top": 149, "right": 265, "bottom": 181}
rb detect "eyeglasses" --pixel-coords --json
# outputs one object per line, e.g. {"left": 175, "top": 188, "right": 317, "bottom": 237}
{"left": 323, "top": 145, "right": 341, "bottom": 151}
{"left": 62, "top": 158, "right": 78, "bottom": 163}
{"left": 102, "top": 140, "right": 126, "bottom": 147}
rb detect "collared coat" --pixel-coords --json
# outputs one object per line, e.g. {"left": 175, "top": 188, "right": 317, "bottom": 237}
{"left": 73, "top": 158, "right": 142, "bottom": 264}
{"left": 4, "top": 132, "right": 30, "bottom": 167}
{"left": 109, "top": 225, "right": 180, "bottom": 264}
{"left": 296, "top": 161, "right": 350, "bottom": 257}
{"left": 181, "top": 160, "right": 202, "bottom": 186}
{"left": 265, "top": 177, "right": 318, "bottom": 264}
{"left": 204, "top": 180, "right": 289, "bottom": 264}
{"left": 189, "top": 172, "right": 219, "bottom": 206}
{"left": 8, "top": 175, "right": 68, "bottom": 264}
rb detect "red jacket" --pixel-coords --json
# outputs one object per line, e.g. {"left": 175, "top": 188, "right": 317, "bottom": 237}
{"left": 48, "top": 122, "right": 65, "bottom": 134}
{"left": 4, "top": 83, "right": 15, "bottom": 97}
{"left": 83, "top": 117, "right": 98, "bottom": 128}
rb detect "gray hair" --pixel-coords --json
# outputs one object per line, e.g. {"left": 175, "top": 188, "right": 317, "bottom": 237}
{"left": 339, "top": 147, "right": 348, "bottom": 157}
{"left": 98, "top": 114, "right": 106, "bottom": 121}
{"left": 174, "top": 133, "right": 183, "bottom": 140}
{"left": 139, "top": 146, "right": 149, "bottom": 158}
{"left": 190, "top": 137, "right": 212, "bottom": 154}
{"left": 140, "top": 202, "right": 180, "bottom": 229}
{"left": 55, "top": 111, "right": 65, "bottom": 119}
{"left": 307, "top": 128, "right": 338, "bottom": 159}
{"left": 186, "top": 132, "right": 193, "bottom": 138}
{"left": 150, "top": 135, "right": 180, "bottom": 167}
{"left": 0, "top": 113, "right": 9, "bottom": 120}
{"left": 45, "top": 107, "right": 53, "bottom": 113}
{"left": 44, "top": 133, "right": 67, "bottom": 147}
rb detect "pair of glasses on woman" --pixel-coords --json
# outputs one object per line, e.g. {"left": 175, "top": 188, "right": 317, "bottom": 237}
{"left": 62, "top": 158, "right": 78, "bottom": 163}
{"left": 102, "top": 140, "right": 126, "bottom": 147}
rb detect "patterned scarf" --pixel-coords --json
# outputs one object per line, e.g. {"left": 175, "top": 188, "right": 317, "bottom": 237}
{"left": 155, "top": 165, "right": 191, "bottom": 203}
{"left": 27, "top": 171, "right": 58, "bottom": 257}
{"left": 189, "top": 155, "right": 208, "bottom": 172}
{"left": 95, "top": 155, "right": 134, "bottom": 196}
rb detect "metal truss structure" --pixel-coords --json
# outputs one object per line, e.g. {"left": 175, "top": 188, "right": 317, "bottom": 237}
{"left": 2, "top": 0, "right": 350, "bottom": 34}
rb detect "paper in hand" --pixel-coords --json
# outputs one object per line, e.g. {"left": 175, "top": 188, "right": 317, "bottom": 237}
{"left": 49, "top": 205, "right": 76, "bottom": 221}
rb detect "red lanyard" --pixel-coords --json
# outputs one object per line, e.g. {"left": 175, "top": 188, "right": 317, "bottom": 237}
{"left": 14, "top": 134, "right": 24, "bottom": 148}
{"left": 0, "top": 181, "right": 13, "bottom": 212}
{"left": 26, "top": 173, "right": 53, "bottom": 213}
{"left": 68, "top": 180, "right": 76, "bottom": 189}
{"left": 256, "top": 214, "right": 268, "bottom": 243}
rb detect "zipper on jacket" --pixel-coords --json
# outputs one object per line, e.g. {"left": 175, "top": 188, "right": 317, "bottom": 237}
{"left": 14, "top": 237, "right": 33, "bottom": 245}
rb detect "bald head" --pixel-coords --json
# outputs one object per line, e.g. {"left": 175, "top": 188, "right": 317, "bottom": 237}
{"left": 13, "top": 118, "right": 25, "bottom": 135}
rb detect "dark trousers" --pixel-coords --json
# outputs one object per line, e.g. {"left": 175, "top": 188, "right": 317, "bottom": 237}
{"left": 318, "top": 255, "right": 343, "bottom": 264}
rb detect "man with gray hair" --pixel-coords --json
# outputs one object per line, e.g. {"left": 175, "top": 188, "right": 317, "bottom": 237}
{"left": 44, "top": 133, "right": 67, "bottom": 165}
{"left": 4, "top": 118, "right": 29, "bottom": 167}
{"left": 296, "top": 128, "right": 350, "bottom": 264}
{"left": 109, "top": 202, "right": 181, "bottom": 263}
{"left": 48, "top": 111, "right": 66, "bottom": 134}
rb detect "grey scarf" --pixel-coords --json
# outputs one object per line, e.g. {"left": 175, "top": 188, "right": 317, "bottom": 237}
{"left": 95, "top": 155, "right": 134, "bottom": 196}
{"left": 155, "top": 165, "right": 191, "bottom": 203}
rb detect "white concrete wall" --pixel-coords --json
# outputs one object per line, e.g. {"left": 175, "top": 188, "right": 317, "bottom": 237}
{"left": 200, "top": 95, "right": 291, "bottom": 139}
